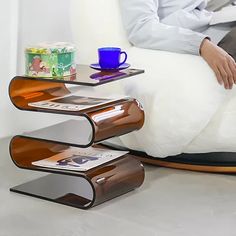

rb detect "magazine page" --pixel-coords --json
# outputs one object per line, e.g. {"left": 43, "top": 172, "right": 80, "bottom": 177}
{"left": 32, "top": 146, "right": 129, "bottom": 171}
{"left": 210, "top": 5, "right": 236, "bottom": 25}
{"left": 28, "top": 94, "right": 127, "bottom": 112}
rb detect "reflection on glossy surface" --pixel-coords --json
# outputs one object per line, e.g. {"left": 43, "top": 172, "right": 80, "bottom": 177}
{"left": 23, "top": 119, "right": 94, "bottom": 147}
{"left": 9, "top": 77, "right": 70, "bottom": 111}
{"left": 21, "top": 64, "right": 144, "bottom": 86}
{"left": 89, "top": 100, "right": 144, "bottom": 142}
{"left": 89, "top": 70, "right": 127, "bottom": 81}
{"left": 11, "top": 174, "right": 94, "bottom": 209}
{"left": 92, "top": 105, "right": 124, "bottom": 122}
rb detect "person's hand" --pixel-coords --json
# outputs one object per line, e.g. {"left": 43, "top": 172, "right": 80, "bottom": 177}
{"left": 200, "top": 38, "right": 236, "bottom": 89}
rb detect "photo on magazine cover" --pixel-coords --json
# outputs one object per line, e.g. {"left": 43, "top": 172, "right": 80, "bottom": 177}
{"left": 32, "top": 146, "right": 129, "bottom": 171}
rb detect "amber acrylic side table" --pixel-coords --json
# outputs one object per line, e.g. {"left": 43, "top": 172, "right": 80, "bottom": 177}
{"left": 9, "top": 65, "right": 145, "bottom": 209}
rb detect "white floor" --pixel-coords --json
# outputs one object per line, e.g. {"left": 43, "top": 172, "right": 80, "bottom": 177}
{"left": 1, "top": 137, "right": 236, "bottom": 236}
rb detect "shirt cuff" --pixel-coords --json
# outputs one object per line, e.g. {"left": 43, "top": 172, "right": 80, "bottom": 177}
{"left": 189, "top": 33, "right": 210, "bottom": 55}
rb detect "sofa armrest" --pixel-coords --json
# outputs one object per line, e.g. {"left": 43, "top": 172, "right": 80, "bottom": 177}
{"left": 114, "top": 46, "right": 229, "bottom": 157}
{"left": 127, "top": 47, "right": 216, "bottom": 85}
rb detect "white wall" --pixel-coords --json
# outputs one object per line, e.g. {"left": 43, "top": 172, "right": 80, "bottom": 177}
{"left": 0, "top": 0, "right": 18, "bottom": 138}
{"left": 17, "top": 0, "right": 73, "bottom": 73}
{"left": 0, "top": 0, "right": 74, "bottom": 138}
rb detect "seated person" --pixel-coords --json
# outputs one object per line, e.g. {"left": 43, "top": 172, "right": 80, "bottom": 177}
{"left": 119, "top": 0, "right": 236, "bottom": 90}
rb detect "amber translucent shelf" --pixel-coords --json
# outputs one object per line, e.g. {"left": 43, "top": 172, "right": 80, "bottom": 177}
{"left": 10, "top": 137, "right": 144, "bottom": 209}
{"left": 9, "top": 65, "right": 145, "bottom": 209}
{"left": 9, "top": 75, "right": 144, "bottom": 146}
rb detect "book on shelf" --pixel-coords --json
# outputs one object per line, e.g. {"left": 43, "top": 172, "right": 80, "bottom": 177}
{"left": 32, "top": 146, "right": 129, "bottom": 172}
{"left": 28, "top": 94, "right": 128, "bottom": 112}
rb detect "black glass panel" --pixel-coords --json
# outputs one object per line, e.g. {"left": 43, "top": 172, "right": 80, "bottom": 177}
{"left": 10, "top": 174, "right": 94, "bottom": 209}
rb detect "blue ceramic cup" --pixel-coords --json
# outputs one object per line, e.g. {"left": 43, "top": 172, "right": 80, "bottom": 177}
{"left": 98, "top": 47, "right": 127, "bottom": 69}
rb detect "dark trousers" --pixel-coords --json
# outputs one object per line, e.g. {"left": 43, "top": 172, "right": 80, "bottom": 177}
{"left": 218, "top": 27, "right": 236, "bottom": 60}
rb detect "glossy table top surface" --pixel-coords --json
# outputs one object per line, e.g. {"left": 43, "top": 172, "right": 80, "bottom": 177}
{"left": 1, "top": 136, "right": 236, "bottom": 236}
{"left": 17, "top": 64, "right": 144, "bottom": 86}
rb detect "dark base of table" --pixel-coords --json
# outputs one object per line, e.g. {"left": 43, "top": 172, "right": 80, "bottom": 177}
{"left": 10, "top": 174, "right": 95, "bottom": 209}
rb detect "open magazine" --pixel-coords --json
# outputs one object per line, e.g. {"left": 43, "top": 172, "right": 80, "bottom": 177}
{"left": 28, "top": 95, "right": 127, "bottom": 112}
{"left": 32, "top": 146, "right": 129, "bottom": 171}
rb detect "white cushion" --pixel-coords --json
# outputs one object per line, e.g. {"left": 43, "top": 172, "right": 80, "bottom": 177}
{"left": 69, "top": 0, "right": 236, "bottom": 157}
{"left": 70, "top": 0, "right": 130, "bottom": 64}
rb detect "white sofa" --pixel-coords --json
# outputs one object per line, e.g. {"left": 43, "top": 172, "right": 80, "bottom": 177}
{"left": 70, "top": 0, "right": 236, "bottom": 158}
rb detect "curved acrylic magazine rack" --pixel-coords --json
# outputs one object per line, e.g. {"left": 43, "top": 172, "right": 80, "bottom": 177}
{"left": 9, "top": 66, "right": 145, "bottom": 209}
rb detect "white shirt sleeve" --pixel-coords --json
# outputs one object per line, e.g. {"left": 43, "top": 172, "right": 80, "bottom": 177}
{"left": 119, "top": 0, "right": 211, "bottom": 55}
